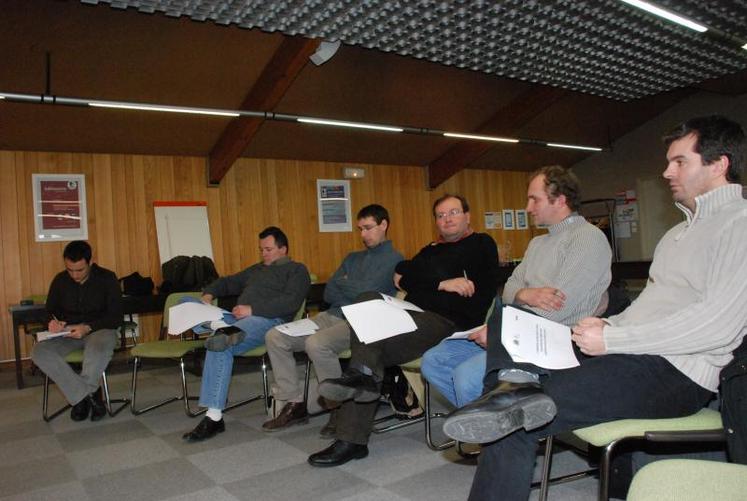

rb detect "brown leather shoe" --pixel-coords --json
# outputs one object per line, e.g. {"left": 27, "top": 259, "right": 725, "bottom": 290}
{"left": 262, "top": 401, "right": 308, "bottom": 432}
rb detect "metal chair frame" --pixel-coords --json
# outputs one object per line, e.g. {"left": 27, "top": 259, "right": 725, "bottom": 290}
{"left": 43, "top": 368, "right": 129, "bottom": 422}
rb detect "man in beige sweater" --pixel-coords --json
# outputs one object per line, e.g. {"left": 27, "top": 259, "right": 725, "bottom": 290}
{"left": 445, "top": 115, "right": 747, "bottom": 501}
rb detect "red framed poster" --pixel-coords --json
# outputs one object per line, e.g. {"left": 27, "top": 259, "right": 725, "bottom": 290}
{"left": 32, "top": 174, "right": 88, "bottom": 242}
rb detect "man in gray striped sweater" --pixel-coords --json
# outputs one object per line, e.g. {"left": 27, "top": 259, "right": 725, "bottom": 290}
{"left": 448, "top": 115, "right": 747, "bottom": 501}
{"left": 421, "top": 165, "right": 612, "bottom": 407}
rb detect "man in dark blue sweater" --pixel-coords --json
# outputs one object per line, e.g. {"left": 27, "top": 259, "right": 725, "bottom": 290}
{"left": 309, "top": 194, "right": 500, "bottom": 466}
{"left": 263, "top": 205, "right": 403, "bottom": 435}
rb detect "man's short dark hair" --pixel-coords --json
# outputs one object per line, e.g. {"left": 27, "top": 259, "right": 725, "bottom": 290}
{"left": 63, "top": 240, "right": 92, "bottom": 263}
{"left": 259, "top": 226, "right": 289, "bottom": 252}
{"left": 529, "top": 165, "right": 581, "bottom": 211}
{"left": 663, "top": 115, "right": 745, "bottom": 183}
{"left": 357, "top": 204, "right": 390, "bottom": 227}
{"left": 432, "top": 194, "right": 470, "bottom": 217}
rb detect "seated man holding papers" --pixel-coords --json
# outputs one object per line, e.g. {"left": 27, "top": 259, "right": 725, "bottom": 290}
{"left": 182, "top": 226, "right": 310, "bottom": 442}
{"left": 308, "top": 194, "right": 499, "bottom": 466}
{"left": 421, "top": 165, "right": 611, "bottom": 407}
{"left": 262, "top": 204, "right": 403, "bottom": 434}
{"left": 444, "top": 115, "right": 747, "bottom": 500}
{"left": 32, "top": 240, "right": 123, "bottom": 422}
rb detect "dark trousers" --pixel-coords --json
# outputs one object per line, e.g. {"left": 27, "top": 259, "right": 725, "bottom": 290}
{"left": 336, "top": 292, "right": 456, "bottom": 444}
{"left": 469, "top": 305, "right": 713, "bottom": 500}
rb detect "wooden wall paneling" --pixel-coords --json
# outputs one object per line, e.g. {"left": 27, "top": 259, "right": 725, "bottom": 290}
{"left": 0, "top": 149, "right": 535, "bottom": 362}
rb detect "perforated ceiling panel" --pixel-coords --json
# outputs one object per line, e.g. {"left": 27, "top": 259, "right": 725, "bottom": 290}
{"left": 83, "top": 0, "right": 747, "bottom": 101}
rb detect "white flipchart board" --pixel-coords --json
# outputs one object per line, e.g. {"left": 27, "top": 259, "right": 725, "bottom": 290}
{"left": 154, "top": 201, "right": 214, "bottom": 264}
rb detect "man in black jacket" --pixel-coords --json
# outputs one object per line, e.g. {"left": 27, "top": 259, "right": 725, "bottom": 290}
{"left": 32, "top": 240, "right": 123, "bottom": 421}
{"left": 308, "top": 194, "right": 499, "bottom": 466}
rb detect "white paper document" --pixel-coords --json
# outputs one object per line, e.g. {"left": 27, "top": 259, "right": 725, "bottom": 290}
{"left": 168, "top": 302, "right": 230, "bottom": 335}
{"left": 447, "top": 324, "right": 485, "bottom": 340}
{"left": 341, "top": 294, "right": 420, "bottom": 344}
{"left": 501, "top": 305, "right": 579, "bottom": 369}
{"left": 276, "top": 318, "right": 320, "bottom": 337}
{"left": 35, "top": 330, "right": 71, "bottom": 342}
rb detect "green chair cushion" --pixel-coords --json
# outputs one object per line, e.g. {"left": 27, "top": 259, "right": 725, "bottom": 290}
{"left": 64, "top": 349, "right": 85, "bottom": 364}
{"left": 238, "top": 345, "right": 267, "bottom": 358}
{"left": 628, "top": 459, "right": 747, "bottom": 501}
{"left": 573, "top": 408, "right": 722, "bottom": 446}
{"left": 131, "top": 340, "right": 204, "bottom": 358}
{"left": 401, "top": 358, "right": 422, "bottom": 370}
{"left": 338, "top": 349, "right": 352, "bottom": 359}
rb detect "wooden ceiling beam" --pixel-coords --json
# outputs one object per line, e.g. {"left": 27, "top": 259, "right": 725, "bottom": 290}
{"left": 208, "top": 36, "right": 321, "bottom": 184}
{"left": 426, "top": 86, "right": 568, "bottom": 189}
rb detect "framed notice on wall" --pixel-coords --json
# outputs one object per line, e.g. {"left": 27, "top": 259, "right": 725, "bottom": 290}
{"left": 32, "top": 174, "right": 88, "bottom": 242}
{"left": 317, "top": 179, "right": 352, "bottom": 232}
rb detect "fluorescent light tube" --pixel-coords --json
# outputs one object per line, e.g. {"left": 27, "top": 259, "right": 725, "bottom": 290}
{"left": 620, "top": 0, "right": 707, "bottom": 32}
{"left": 297, "top": 117, "right": 403, "bottom": 132}
{"left": 444, "top": 132, "right": 519, "bottom": 143}
{"left": 547, "top": 143, "right": 603, "bottom": 152}
{"left": 88, "top": 101, "right": 240, "bottom": 117}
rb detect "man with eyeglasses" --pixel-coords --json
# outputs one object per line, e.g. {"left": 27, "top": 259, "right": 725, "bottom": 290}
{"left": 308, "top": 194, "right": 499, "bottom": 466}
{"left": 262, "top": 204, "right": 403, "bottom": 436}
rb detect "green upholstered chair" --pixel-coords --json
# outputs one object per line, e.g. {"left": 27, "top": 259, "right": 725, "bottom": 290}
{"left": 627, "top": 459, "right": 747, "bottom": 501}
{"left": 224, "top": 301, "right": 308, "bottom": 413}
{"left": 129, "top": 292, "right": 207, "bottom": 416}
{"left": 43, "top": 349, "right": 128, "bottom": 421}
{"left": 537, "top": 408, "right": 725, "bottom": 501}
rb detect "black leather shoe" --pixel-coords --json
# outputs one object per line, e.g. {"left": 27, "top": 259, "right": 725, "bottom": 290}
{"left": 71, "top": 396, "right": 91, "bottom": 421}
{"left": 308, "top": 440, "right": 368, "bottom": 467}
{"left": 182, "top": 417, "right": 225, "bottom": 442}
{"left": 318, "top": 369, "right": 380, "bottom": 403}
{"left": 89, "top": 392, "right": 107, "bottom": 421}
{"left": 205, "top": 328, "right": 246, "bottom": 352}
{"left": 442, "top": 381, "right": 557, "bottom": 444}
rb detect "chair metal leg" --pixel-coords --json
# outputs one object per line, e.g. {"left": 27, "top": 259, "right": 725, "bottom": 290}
{"left": 42, "top": 374, "right": 71, "bottom": 422}
{"left": 598, "top": 440, "right": 617, "bottom": 501}
{"left": 44, "top": 370, "right": 126, "bottom": 422}
{"left": 101, "top": 372, "right": 129, "bottom": 417}
{"left": 130, "top": 356, "right": 204, "bottom": 417}
{"left": 538, "top": 435, "right": 554, "bottom": 501}
{"left": 423, "top": 380, "right": 456, "bottom": 450}
{"left": 303, "top": 359, "right": 311, "bottom": 406}
{"left": 224, "top": 355, "right": 270, "bottom": 413}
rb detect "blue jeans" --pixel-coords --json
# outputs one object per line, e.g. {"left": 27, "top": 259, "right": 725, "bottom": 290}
{"left": 421, "top": 339, "right": 486, "bottom": 407}
{"left": 198, "top": 315, "right": 283, "bottom": 410}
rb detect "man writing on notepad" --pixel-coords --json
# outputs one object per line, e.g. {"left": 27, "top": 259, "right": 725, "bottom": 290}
{"left": 308, "top": 194, "right": 499, "bottom": 466}
{"left": 421, "top": 165, "right": 611, "bottom": 408}
{"left": 32, "top": 240, "right": 123, "bottom": 422}
{"left": 262, "top": 204, "right": 403, "bottom": 436}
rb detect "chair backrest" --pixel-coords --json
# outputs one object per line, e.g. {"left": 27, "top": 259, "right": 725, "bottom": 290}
{"left": 162, "top": 292, "right": 205, "bottom": 329}
{"left": 293, "top": 300, "right": 307, "bottom": 321}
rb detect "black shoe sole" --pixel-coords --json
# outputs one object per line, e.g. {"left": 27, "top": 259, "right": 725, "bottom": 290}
{"left": 205, "top": 332, "right": 246, "bottom": 352}
{"left": 307, "top": 448, "right": 369, "bottom": 467}
{"left": 443, "top": 394, "right": 557, "bottom": 443}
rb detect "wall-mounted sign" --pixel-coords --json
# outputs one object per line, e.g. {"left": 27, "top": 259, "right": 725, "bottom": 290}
{"left": 32, "top": 174, "right": 88, "bottom": 242}
{"left": 317, "top": 179, "right": 352, "bottom": 232}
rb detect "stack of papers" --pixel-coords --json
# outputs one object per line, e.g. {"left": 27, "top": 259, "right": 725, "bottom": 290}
{"left": 168, "top": 302, "right": 237, "bottom": 335}
{"left": 501, "top": 305, "right": 579, "bottom": 369}
{"left": 276, "top": 318, "right": 320, "bottom": 337}
{"left": 447, "top": 325, "right": 485, "bottom": 340}
{"left": 36, "top": 330, "right": 70, "bottom": 342}
{"left": 341, "top": 293, "right": 424, "bottom": 344}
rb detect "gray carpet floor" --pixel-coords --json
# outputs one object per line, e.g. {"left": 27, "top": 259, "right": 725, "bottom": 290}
{"left": 0, "top": 359, "right": 598, "bottom": 501}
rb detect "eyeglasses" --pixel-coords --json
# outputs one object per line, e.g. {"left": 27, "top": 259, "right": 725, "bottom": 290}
{"left": 435, "top": 208, "right": 464, "bottom": 220}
